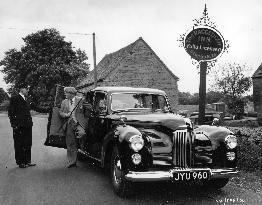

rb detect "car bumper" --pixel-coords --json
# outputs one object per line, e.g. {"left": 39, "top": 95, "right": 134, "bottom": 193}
{"left": 125, "top": 168, "right": 239, "bottom": 182}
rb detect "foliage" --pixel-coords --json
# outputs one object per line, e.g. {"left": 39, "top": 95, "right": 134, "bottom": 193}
{"left": 206, "top": 91, "right": 224, "bottom": 104}
{"left": 0, "top": 88, "right": 9, "bottom": 103}
{"left": 0, "top": 28, "right": 89, "bottom": 110}
{"left": 178, "top": 91, "right": 223, "bottom": 105}
{"left": 227, "top": 126, "right": 262, "bottom": 172}
{"left": 178, "top": 92, "right": 198, "bottom": 105}
{"left": 0, "top": 100, "right": 9, "bottom": 111}
{"left": 222, "top": 119, "right": 259, "bottom": 127}
{"left": 243, "top": 94, "right": 253, "bottom": 102}
{"left": 209, "top": 62, "right": 252, "bottom": 119}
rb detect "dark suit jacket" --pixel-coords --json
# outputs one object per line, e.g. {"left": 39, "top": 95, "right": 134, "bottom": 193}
{"left": 8, "top": 94, "right": 33, "bottom": 128}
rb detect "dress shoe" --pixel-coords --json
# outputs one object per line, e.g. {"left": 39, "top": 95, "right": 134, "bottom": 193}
{"left": 67, "top": 163, "right": 77, "bottom": 168}
{"left": 26, "top": 163, "right": 36, "bottom": 167}
{"left": 18, "top": 164, "right": 27, "bottom": 168}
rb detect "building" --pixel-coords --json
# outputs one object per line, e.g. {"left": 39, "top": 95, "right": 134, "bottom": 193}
{"left": 77, "top": 37, "right": 179, "bottom": 111}
{"left": 252, "top": 63, "right": 262, "bottom": 124}
{"left": 210, "top": 102, "right": 226, "bottom": 113}
{"left": 252, "top": 63, "right": 262, "bottom": 113}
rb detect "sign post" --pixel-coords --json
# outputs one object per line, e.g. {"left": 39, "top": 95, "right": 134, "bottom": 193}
{"left": 199, "top": 61, "right": 207, "bottom": 124}
{"left": 182, "top": 5, "right": 225, "bottom": 124}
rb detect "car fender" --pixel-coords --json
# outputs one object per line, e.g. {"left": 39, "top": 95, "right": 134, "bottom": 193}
{"left": 101, "top": 124, "right": 151, "bottom": 170}
{"left": 195, "top": 125, "right": 234, "bottom": 150}
{"left": 101, "top": 124, "right": 141, "bottom": 168}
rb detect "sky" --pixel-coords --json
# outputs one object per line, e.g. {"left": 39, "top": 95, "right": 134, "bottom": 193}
{"left": 0, "top": 0, "right": 261, "bottom": 93}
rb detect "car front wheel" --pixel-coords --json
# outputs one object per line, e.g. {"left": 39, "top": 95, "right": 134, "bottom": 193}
{"left": 110, "top": 146, "right": 131, "bottom": 197}
{"left": 202, "top": 178, "right": 229, "bottom": 190}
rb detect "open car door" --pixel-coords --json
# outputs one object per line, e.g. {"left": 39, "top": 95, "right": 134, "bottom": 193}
{"left": 44, "top": 84, "right": 88, "bottom": 149}
{"left": 44, "top": 84, "right": 67, "bottom": 148}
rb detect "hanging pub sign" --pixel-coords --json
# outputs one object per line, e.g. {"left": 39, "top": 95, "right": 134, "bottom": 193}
{"left": 184, "top": 27, "right": 224, "bottom": 61}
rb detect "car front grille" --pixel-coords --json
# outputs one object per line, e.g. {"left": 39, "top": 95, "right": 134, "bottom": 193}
{"left": 173, "top": 130, "right": 194, "bottom": 167}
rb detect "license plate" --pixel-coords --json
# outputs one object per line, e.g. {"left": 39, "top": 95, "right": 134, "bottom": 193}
{"left": 173, "top": 170, "right": 210, "bottom": 181}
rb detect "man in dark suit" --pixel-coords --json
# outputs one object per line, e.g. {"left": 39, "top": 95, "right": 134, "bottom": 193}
{"left": 8, "top": 85, "right": 36, "bottom": 168}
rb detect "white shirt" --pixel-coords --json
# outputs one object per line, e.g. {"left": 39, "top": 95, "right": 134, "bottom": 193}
{"left": 19, "top": 93, "right": 26, "bottom": 101}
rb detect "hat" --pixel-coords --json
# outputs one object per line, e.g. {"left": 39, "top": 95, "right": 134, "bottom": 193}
{"left": 64, "top": 87, "right": 77, "bottom": 94}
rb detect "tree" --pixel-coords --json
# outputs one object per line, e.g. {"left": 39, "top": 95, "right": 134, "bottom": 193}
{"left": 179, "top": 91, "right": 223, "bottom": 105}
{"left": 206, "top": 91, "right": 223, "bottom": 104}
{"left": 0, "top": 88, "right": 9, "bottom": 103}
{"left": 178, "top": 92, "right": 192, "bottom": 105}
{"left": 209, "top": 62, "right": 252, "bottom": 119}
{"left": 178, "top": 92, "right": 199, "bottom": 105}
{"left": 0, "top": 28, "right": 89, "bottom": 110}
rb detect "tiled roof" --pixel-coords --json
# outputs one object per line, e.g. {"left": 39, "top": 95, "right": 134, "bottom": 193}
{"left": 253, "top": 63, "right": 262, "bottom": 78}
{"left": 77, "top": 37, "right": 179, "bottom": 88}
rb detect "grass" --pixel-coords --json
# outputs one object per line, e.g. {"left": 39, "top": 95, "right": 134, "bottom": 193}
{"left": 231, "top": 170, "right": 262, "bottom": 194}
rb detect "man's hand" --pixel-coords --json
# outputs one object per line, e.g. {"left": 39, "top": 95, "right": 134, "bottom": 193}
{"left": 30, "top": 102, "right": 36, "bottom": 108}
{"left": 82, "top": 102, "right": 93, "bottom": 113}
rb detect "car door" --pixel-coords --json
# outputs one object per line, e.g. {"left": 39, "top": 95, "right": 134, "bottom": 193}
{"left": 45, "top": 85, "right": 67, "bottom": 148}
{"left": 87, "top": 91, "right": 108, "bottom": 159}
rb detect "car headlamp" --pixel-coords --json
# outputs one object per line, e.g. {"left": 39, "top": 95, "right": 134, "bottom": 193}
{"left": 226, "top": 152, "right": 236, "bottom": 161}
{"left": 129, "top": 135, "right": 144, "bottom": 152}
{"left": 132, "top": 153, "right": 142, "bottom": 165}
{"left": 225, "top": 135, "right": 237, "bottom": 149}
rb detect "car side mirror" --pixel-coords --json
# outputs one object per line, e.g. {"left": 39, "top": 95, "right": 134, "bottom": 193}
{"left": 212, "top": 118, "right": 220, "bottom": 126}
{"left": 119, "top": 115, "right": 127, "bottom": 126}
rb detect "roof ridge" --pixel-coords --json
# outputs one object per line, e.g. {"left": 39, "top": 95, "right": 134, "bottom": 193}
{"left": 137, "top": 38, "right": 179, "bottom": 80}
{"left": 105, "top": 38, "right": 139, "bottom": 57}
{"left": 78, "top": 38, "right": 142, "bottom": 88}
{"left": 77, "top": 37, "right": 179, "bottom": 89}
{"left": 252, "top": 63, "right": 262, "bottom": 78}
{"left": 89, "top": 38, "right": 139, "bottom": 76}
{"left": 101, "top": 38, "right": 140, "bottom": 80}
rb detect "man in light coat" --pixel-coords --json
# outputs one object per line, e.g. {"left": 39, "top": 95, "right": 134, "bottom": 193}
{"left": 59, "top": 87, "right": 86, "bottom": 168}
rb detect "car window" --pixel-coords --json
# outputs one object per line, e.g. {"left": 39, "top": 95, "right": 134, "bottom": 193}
{"left": 94, "top": 92, "right": 107, "bottom": 113}
{"left": 111, "top": 93, "right": 168, "bottom": 112}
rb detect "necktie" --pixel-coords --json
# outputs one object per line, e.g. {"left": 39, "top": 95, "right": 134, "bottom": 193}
{"left": 70, "top": 99, "right": 73, "bottom": 105}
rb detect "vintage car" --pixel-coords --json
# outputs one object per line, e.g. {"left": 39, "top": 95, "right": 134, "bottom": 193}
{"left": 189, "top": 111, "right": 221, "bottom": 125}
{"left": 45, "top": 86, "right": 238, "bottom": 197}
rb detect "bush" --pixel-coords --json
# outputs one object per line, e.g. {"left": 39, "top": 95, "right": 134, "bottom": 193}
{"left": 222, "top": 119, "right": 259, "bottom": 127}
{"left": 227, "top": 126, "right": 262, "bottom": 172}
{"left": 0, "top": 100, "right": 9, "bottom": 111}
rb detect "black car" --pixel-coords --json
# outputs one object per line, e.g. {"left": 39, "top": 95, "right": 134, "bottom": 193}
{"left": 189, "top": 111, "right": 221, "bottom": 125}
{"left": 46, "top": 86, "right": 238, "bottom": 197}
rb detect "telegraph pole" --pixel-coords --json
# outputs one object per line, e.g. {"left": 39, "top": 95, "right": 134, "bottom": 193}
{"left": 93, "top": 33, "right": 97, "bottom": 88}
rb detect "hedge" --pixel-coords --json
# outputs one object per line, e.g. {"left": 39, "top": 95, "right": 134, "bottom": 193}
{"left": 226, "top": 126, "right": 262, "bottom": 172}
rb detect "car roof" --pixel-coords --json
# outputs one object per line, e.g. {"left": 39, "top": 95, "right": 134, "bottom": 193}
{"left": 92, "top": 86, "right": 166, "bottom": 94}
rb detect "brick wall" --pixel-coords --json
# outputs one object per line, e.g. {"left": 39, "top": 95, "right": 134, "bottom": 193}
{"left": 253, "top": 78, "right": 262, "bottom": 113}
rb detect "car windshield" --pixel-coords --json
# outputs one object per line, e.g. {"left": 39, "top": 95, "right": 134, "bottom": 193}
{"left": 111, "top": 93, "right": 169, "bottom": 113}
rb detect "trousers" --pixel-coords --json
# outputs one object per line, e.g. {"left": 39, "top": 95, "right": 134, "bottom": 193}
{"left": 66, "top": 119, "right": 86, "bottom": 165}
{"left": 13, "top": 126, "right": 32, "bottom": 165}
